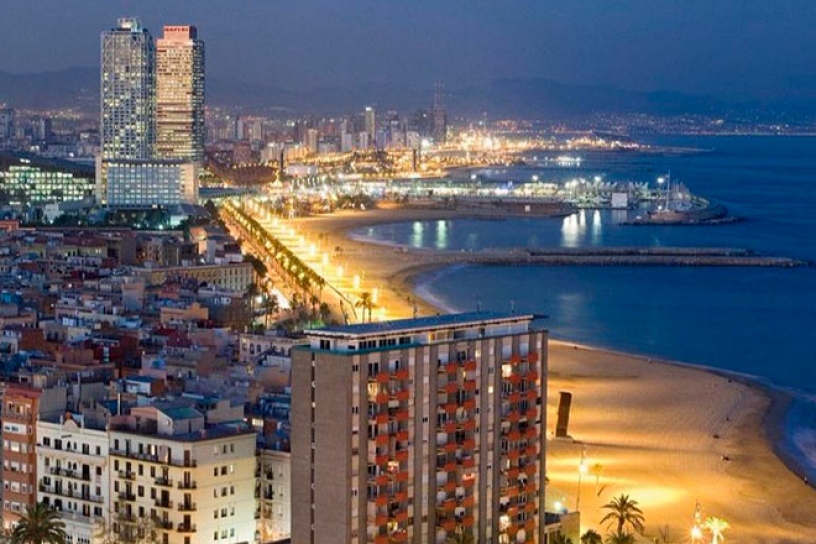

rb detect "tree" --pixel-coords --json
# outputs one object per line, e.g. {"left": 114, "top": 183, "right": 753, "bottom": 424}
{"left": 581, "top": 529, "right": 603, "bottom": 544}
{"left": 600, "top": 495, "right": 645, "bottom": 536}
{"left": 703, "top": 517, "right": 730, "bottom": 544}
{"left": 262, "top": 294, "right": 280, "bottom": 328}
{"left": 355, "top": 291, "right": 374, "bottom": 323}
{"left": 551, "top": 532, "right": 574, "bottom": 544}
{"left": 10, "top": 503, "right": 67, "bottom": 544}
{"left": 603, "top": 532, "right": 635, "bottom": 544}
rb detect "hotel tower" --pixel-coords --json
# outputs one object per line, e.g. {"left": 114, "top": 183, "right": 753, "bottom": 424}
{"left": 292, "top": 312, "right": 554, "bottom": 544}
{"left": 156, "top": 26, "right": 205, "bottom": 163}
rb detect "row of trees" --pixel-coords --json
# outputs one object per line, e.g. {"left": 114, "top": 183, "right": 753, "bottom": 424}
{"left": 553, "top": 494, "right": 730, "bottom": 544}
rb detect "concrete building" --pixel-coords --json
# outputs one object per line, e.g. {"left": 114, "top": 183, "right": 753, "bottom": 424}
{"left": 101, "top": 17, "right": 155, "bottom": 161}
{"left": 156, "top": 26, "right": 205, "bottom": 163}
{"left": 108, "top": 404, "right": 257, "bottom": 544}
{"left": 257, "top": 449, "right": 291, "bottom": 543}
{"left": 0, "top": 109, "right": 15, "bottom": 144}
{"left": 36, "top": 414, "right": 110, "bottom": 544}
{"left": 2, "top": 384, "right": 67, "bottom": 529}
{"left": 291, "top": 312, "right": 551, "bottom": 544}
{"left": 99, "top": 158, "right": 198, "bottom": 208}
{"left": 0, "top": 153, "right": 95, "bottom": 206}
{"left": 364, "top": 107, "right": 376, "bottom": 143}
{"left": 133, "top": 262, "right": 253, "bottom": 293}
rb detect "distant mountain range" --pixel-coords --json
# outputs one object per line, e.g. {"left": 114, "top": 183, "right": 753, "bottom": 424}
{"left": 1, "top": 67, "right": 813, "bottom": 120}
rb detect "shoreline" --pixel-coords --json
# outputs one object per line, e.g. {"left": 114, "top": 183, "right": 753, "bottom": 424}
{"left": 290, "top": 207, "right": 816, "bottom": 540}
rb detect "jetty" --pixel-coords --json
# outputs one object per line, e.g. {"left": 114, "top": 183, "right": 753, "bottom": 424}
{"left": 408, "top": 246, "right": 807, "bottom": 268}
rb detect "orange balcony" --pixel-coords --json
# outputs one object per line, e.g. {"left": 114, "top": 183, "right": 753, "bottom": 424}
{"left": 525, "top": 518, "right": 536, "bottom": 531}
{"left": 508, "top": 392, "right": 521, "bottom": 403}
{"left": 442, "top": 519, "right": 457, "bottom": 532}
{"left": 395, "top": 450, "right": 409, "bottom": 462}
{"left": 376, "top": 373, "right": 390, "bottom": 384}
{"left": 463, "top": 477, "right": 476, "bottom": 489}
{"left": 395, "top": 511, "right": 409, "bottom": 523}
{"left": 444, "top": 421, "right": 457, "bottom": 433}
{"left": 375, "top": 392, "right": 389, "bottom": 404}
{"left": 508, "top": 411, "right": 521, "bottom": 423}
{"left": 462, "top": 457, "right": 475, "bottom": 469}
{"left": 375, "top": 454, "right": 389, "bottom": 465}
{"left": 507, "top": 486, "right": 519, "bottom": 497}
{"left": 395, "top": 390, "right": 410, "bottom": 402}
{"left": 506, "top": 466, "right": 519, "bottom": 479}
{"left": 376, "top": 434, "right": 390, "bottom": 445}
{"left": 442, "top": 498, "right": 456, "bottom": 511}
{"left": 395, "top": 471, "right": 409, "bottom": 482}
{"left": 446, "top": 362, "right": 459, "bottom": 374}
{"left": 375, "top": 535, "right": 389, "bottom": 544}
{"left": 464, "top": 360, "right": 477, "bottom": 371}
{"left": 392, "top": 531, "right": 408, "bottom": 542}
{"left": 526, "top": 390, "right": 538, "bottom": 401}
{"left": 444, "top": 480, "right": 457, "bottom": 493}
{"left": 462, "top": 398, "right": 476, "bottom": 411}
{"left": 507, "top": 450, "right": 520, "bottom": 461}
{"left": 444, "top": 442, "right": 458, "bottom": 454}
{"left": 393, "top": 410, "right": 409, "bottom": 422}
{"left": 444, "top": 461, "right": 457, "bottom": 473}
{"left": 375, "top": 495, "right": 388, "bottom": 507}
{"left": 395, "top": 368, "right": 410, "bottom": 380}
{"left": 527, "top": 369, "right": 539, "bottom": 381}
{"left": 524, "top": 464, "right": 537, "bottom": 476}
{"left": 524, "top": 444, "right": 538, "bottom": 456}
{"left": 462, "top": 438, "right": 476, "bottom": 450}
{"left": 376, "top": 474, "right": 389, "bottom": 486}
{"left": 461, "top": 419, "right": 476, "bottom": 431}
{"left": 509, "top": 355, "right": 521, "bottom": 364}
{"left": 526, "top": 408, "right": 538, "bottom": 420}
{"left": 376, "top": 413, "right": 389, "bottom": 424}
{"left": 461, "top": 495, "right": 475, "bottom": 507}
{"left": 462, "top": 515, "right": 475, "bottom": 527}
{"left": 395, "top": 430, "right": 409, "bottom": 442}
{"left": 375, "top": 513, "right": 388, "bottom": 525}
{"left": 463, "top": 380, "right": 476, "bottom": 392}
{"left": 508, "top": 430, "right": 521, "bottom": 441}
{"left": 507, "top": 373, "right": 521, "bottom": 385}
{"left": 444, "top": 382, "right": 459, "bottom": 394}
{"left": 395, "top": 490, "right": 408, "bottom": 502}
{"left": 444, "top": 403, "right": 458, "bottom": 414}
{"left": 525, "top": 482, "right": 536, "bottom": 494}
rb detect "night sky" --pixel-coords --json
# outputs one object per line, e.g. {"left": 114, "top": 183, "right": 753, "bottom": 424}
{"left": 1, "top": 0, "right": 814, "bottom": 98}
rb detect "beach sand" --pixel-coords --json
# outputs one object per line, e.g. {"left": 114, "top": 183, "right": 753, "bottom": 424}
{"left": 289, "top": 206, "right": 816, "bottom": 542}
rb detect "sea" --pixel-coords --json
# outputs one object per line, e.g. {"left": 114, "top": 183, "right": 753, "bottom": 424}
{"left": 349, "top": 135, "right": 816, "bottom": 480}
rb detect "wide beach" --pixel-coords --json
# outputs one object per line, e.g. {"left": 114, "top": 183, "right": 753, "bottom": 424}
{"left": 289, "top": 206, "right": 816, "bottom": 541}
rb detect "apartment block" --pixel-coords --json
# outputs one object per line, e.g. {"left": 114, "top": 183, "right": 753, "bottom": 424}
{"left": 291, "top": 312, "right": 552, "bottom": 544}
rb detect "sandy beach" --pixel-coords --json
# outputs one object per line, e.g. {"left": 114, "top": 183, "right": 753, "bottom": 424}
{"left": 288, "top": 206, "right": 816, "bottom": 542}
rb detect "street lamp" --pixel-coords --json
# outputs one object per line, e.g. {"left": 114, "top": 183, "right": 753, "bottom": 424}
{"left": 576, "top": 447, "right": 588, "bottom": 511}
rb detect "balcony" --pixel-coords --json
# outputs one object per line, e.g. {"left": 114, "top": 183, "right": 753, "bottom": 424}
{"left": 118, "top": 491, "right": 136, "bottom": 501}
{"left": 154, "top": 498, "right": 173, "bottom": 509}
{"left": 153, "top": 518, "right": 174, "bottom": 530}
{"left": 177, "top": 523, "right": 197, "bottom": 533}
{"left": 154, "top": 477, "right": 173, "bottom": 487}
{"left": 177, "top": 480, "right": 197, "bottom": 489}
{"left": 178, "top": 502, "right": 197, "bottom": 512}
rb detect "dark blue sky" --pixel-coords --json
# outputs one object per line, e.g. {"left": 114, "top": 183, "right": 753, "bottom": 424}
{"left": 2, "top": 0, "right": 814, "bottom": 98}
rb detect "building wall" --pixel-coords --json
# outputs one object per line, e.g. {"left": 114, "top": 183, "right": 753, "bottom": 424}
{"left": 108, "top": 430, "right": 257, "bottom": 544}
{"left": 36, "top": 418, "right": 110, "bottom": 544}
{"left": 1, "top": 386, "right": 40, "bottom": 529}
{"left": 292, "top": 315, "right": 548, "bottom": 544}
{"left": 258, "top": 449, "right": 291, "bottom": 543}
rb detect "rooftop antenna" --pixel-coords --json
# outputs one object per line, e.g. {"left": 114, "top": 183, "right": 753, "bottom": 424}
{"left": 510, "top": 300, "right": 515, "bottom": 314}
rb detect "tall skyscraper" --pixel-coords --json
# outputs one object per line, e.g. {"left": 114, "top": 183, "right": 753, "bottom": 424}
{"left": 291, "top": 312, "right": 554, "bottom": 544}
{"left": 432, "top": 83, "right": 447, "bottom": 144}
{"left": 364, "top": 106, "right": 376, "bottom": 144}
{"left": 100, "top": 18, "right": 155, "bottom": 160}
{"left": 156, "top": 26, "right": 205, "bottom": 163}
{"left": 98, "top": 18, "right": 200, "bottom": 209}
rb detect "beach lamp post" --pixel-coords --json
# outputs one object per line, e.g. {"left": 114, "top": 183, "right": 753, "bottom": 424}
{"left": 576, "top": 447, "right": 588, "bottom": 511}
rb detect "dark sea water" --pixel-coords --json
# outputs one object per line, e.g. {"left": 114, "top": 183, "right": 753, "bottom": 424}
{"left": 350, "top": 135, "right": 816, "bottom": 477}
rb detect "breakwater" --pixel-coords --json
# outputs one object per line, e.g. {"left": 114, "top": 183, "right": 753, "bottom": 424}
{"left": 411, "top": 246, "right": 807, "bottom": 268}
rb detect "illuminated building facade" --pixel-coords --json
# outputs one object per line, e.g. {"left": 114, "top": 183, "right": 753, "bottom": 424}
{"left": 156, "top": 26, "right": 205, "bottom": 163}
{"left": 0, "top": 153, "right": 95, "bottom": 205}
{"left": 292, "top": 312, "right": 551, "bottom": 544}
{"left": 100, "top": 158, "right": 198, "bottom": 208}
{"left": 101, "top": 18, "right": 155, "bottom": 161}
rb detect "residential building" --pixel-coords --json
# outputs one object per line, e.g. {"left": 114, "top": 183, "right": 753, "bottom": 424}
{"left": 291, "top": 312, "right": 552, "bottom": 544}
{"left": 100, "top": 158, "right": 198, "bottom": 208}
{"left": 364, "top": 107, "right": 376, "bottom": 143}
{"left": 257, "top": 449, "right": 291, "bottom": 543}
{"left": 108, "top": 404, "right": 257, "bottom": 544}
{"left": 156, "top": 26, "right": 205, "bottom": 163}
{"left": 36, "top": 414, "right": 110, "bottom": 544}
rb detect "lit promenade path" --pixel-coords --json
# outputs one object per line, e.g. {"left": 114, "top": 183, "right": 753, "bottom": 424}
{"left": 243, "top": 198, "right": 386, "bottom": 324}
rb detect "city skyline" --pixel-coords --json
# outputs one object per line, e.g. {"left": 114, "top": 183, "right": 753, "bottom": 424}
{"left": 0, "top": 0, "right": 814, "bottom": 102}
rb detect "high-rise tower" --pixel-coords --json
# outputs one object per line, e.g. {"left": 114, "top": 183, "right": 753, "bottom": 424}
{"left": 100, "top": 17, "right": 155, "bottom": 160}
{"left": 292, "top": 312, "right": 555, "bottom": 544}
{"left": 431, "top": 83, "right": 447, "bottom": 144}
{"left": 156, "top": 25, "right": 205, "bottom": 163}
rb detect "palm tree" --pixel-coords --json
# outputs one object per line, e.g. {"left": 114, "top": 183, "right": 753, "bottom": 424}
{"left": 603, "top": 532, "right": 634, "bottom": 544}
{"left": 600, "top": 494, "right": 645, "bottom": 536}
{"left": 550, "top": 532, "right": 574, "bottom": 544}
{"left": 581, "top": 529, "right": 603, "bottom": 544}
{"left": 10, "top": 503, "right": 67, "bottom": 544}
{"left": 355, "top": 291, "right": 374, "bottom": 323}
{"left": 262, "top": 294, "right": 279, "bottom": 328}
{"left": 703, "top": 517, "right": 730, "bottom": 544}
